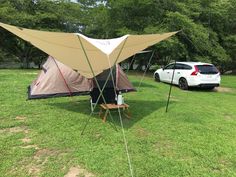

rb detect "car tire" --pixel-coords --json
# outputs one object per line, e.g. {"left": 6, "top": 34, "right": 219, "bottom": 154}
{"left": 207, "top": 86, "right": 215, "bottom": 90}
{"left": 179, "top": 78, "right": 188, "bottom": 90}
{"left": 154, "top": 73, "right": 160, "bottom": 82}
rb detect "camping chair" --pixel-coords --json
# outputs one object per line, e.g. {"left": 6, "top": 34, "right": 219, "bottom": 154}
{"left": 90, "top": 87, "right": 117, "bottom": 113}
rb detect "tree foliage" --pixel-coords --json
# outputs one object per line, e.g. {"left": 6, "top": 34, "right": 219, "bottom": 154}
{"left": 0, "top": 0, "right": 235, "bottom": 72}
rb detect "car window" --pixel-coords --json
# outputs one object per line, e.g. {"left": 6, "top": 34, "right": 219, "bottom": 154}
{"left": 164, "top": 64, "right": 174, "bottom": 70}
{"left": 196, "top": 65, "right": 218, "bottom": 74}
{"left": 183, "top": 64, "right": 192, "bottom": 70}
{"left": 164, "top": 63, "right": 193, "bottom": 70}
{"left": 175, "top": 64, "right": 183, "bottom": 69}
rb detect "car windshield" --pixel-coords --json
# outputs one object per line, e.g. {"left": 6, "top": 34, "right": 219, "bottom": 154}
{"left": 196, "top": 65, "right": 219, "bottom": 74}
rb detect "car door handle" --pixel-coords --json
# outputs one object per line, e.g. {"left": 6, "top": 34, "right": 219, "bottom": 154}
{"left": 167, "top": 72, "right": 170, "bottom": 73}
{"left": 177, "top": 72, "right": 180, "bottom": 74}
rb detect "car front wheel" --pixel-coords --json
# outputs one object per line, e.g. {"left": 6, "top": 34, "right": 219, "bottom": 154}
{"left": 179, "top": 78, "right": 188, "bottom": 90}
{"left": 154, "top": 73, "right": 160, "bottom": 82}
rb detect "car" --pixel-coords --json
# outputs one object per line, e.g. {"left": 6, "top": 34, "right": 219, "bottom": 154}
{"left": 154, "top": 62, "right": 221, "bottom": 90}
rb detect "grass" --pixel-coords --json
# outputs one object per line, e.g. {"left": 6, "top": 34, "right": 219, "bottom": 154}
{"left": 0, "top": 69, "right": 236, "bottom": 177}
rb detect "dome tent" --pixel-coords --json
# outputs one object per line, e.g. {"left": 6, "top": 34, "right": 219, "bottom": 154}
{"left": 28, "top": 56, "right": 136, "bottom": 101}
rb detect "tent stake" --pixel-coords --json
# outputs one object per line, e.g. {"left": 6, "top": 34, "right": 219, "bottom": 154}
{"left": 165, "top": 60, "right": 177, "bottom": 113}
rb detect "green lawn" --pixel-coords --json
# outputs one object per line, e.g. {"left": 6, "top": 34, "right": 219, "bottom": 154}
{"left": 0, "top": 69, "right": 236, "bottom": 177}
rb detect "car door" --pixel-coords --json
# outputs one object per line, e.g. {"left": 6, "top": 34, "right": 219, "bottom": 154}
{"left": 172, "top": 64, "right": 183, "bottom": 84}
{"left": 162, "top": 64, "right": 174, "bottom": 83}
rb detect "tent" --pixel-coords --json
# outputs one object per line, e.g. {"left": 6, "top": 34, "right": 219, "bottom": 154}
{"left": 28, "top": 56, "right": 135, "bottom": 101}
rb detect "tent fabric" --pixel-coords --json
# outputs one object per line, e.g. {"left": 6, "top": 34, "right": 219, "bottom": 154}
{"left": 28, "top": 56, "right": 93, "bottom": 99}
{"left": 116, "top": 65, "right": 135, "bottom": 92}
{"left": 28, "top": 56, "right": 135, "bottom": 99}
{"left": 0, "top": 22, "right": 178, "bottom": 78}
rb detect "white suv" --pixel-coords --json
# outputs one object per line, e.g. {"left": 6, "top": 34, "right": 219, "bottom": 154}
{"left": 154, "top": 62, "right": 221, "bottom": 90}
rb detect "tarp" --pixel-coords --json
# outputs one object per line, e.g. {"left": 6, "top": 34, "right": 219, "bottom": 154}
{"left": 0, "top": 22, "right": 178, "bottom": 78}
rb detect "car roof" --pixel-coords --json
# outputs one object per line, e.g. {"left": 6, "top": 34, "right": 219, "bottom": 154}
{"left": 169, "top": 62, "right": 213, "bottom": 66}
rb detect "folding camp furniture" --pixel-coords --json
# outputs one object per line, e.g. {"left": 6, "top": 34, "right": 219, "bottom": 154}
{"left": 99, "top": 103, "right": 131, "bottom": 122}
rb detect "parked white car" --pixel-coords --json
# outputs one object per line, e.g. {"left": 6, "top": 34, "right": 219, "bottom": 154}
{"left": 154, "top": 62, "right": 221, "bottom": 90}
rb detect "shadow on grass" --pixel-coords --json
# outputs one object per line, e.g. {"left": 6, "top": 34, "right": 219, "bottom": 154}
{"left": 48, "top": 99, "right": 91, "bottom": 115}
{"left": 115, "top": 99, "right": 167, "bottom": 129}
{"left": 47, "top": 99, "right": 168, "bottom": 129}
{"left": 132, "top": 81, "right": 157, "bottom": 88}
{"left": 161, "top": 82, "right": 221, "bottom": 93}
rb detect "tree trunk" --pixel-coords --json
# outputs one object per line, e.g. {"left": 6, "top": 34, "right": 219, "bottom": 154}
{"left": 128, "top": 57, "right": 135, "bottom": 70}
{"left": 22, "top": 57, "right": 28, "bottom": 69}
{"left": 24, "top": 45, "right": 32, "bottom": 69}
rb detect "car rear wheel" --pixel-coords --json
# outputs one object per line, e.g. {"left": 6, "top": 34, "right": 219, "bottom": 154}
{"left": 179, "top": 78, "right": 188, "bottom": 90}
{"left": 206, "top": 86, "right": 215, "bottom": 90}
{"left": 154, "top": 73, "right": 160, "bottom": 82}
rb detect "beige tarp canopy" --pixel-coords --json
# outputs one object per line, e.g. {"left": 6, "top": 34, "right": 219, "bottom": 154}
{"left": 0, "top": 22, "right": 178, "bottom": 78}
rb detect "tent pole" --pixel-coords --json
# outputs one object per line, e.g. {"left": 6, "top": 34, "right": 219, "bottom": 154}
{"left": 51, "top": 57, "right": 73, "bottom": 96}
{"left": 138, "top": 50, "right": 155, "bottom": 88}
{"left": 165, "top": 60, "right": 177, "bottom": 113}
{"left": 78, "top": 36, "right": 128, "bottom": 135}
{"left": 78, "top": 37, "right": 116, "bottom": 134}
{"left": 106, "top": 55, "right": 134, "bottom": 177}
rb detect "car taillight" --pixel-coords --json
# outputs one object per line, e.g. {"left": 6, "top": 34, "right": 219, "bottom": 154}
{"left": 191, "top": 65, "right": 199, "bottom": 76}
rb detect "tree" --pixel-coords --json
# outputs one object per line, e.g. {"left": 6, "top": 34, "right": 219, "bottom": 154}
{"left": 0, "top": 0, "right": 235, "bottom": 72}
{"left": 0, "top": 0, "right": 82, "bottom": 68}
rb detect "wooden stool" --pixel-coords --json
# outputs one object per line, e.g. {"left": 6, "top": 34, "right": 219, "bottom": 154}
{"left": 99, "top": 103, "right": 131, "bottom": 122}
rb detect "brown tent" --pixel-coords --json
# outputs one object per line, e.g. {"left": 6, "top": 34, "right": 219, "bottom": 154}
{"left": 28, "top": 56, "right": 135, "bottom": 100}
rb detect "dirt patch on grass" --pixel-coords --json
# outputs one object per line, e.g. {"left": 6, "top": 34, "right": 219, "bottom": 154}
{"left": 224, "top": 114, "right": 234, "bottom": 121}
{"left": 9, "top": 127, "right": 25, "bottom": 133}
{"left": 154, "top": 140, "right": 173, "bottom": 150}
{"left": 0, "top": 126, "right": 28, "bottom": 133}
{"left": 26, "top": 148, "right": 61, "bottom": 176}
{"left": 219, "top": 158, "right": 231, "bottom": 166}
{"left": 34, "top": 148, "right": 60, "bottom": 158}
{"left": 212, "top": 158, "right": 232, "bottom": 173}
{"left": 154, "top": 140, "right": 175, "bottom": 157}
{"left": 24, "top": 129, "right": 29, "bottom": 134}
{"left": 136, "top": 127, "right": 150, "bottom": 137}
{"left": 15, "top": 116, "right": 27, "bottom": 121}
{"left": 215, "top": 87, "right": 234, "bottom": 93}
{"left": 64, "top": 166, "right": 95, "bottom": 177}
{"left": 20, "top": 144, "right": 39, "bottom": 150}
{"left": 21, "top": 137, "right": 31, "bottom": 143}
{"left": 169, "top": 95, "right": 179, "bottom": 101}
{"left": 164, "top": 95, "right": 180, "bottom": 101}
{"left": 28, "top": 165, "right": 41, "bottom": 177}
